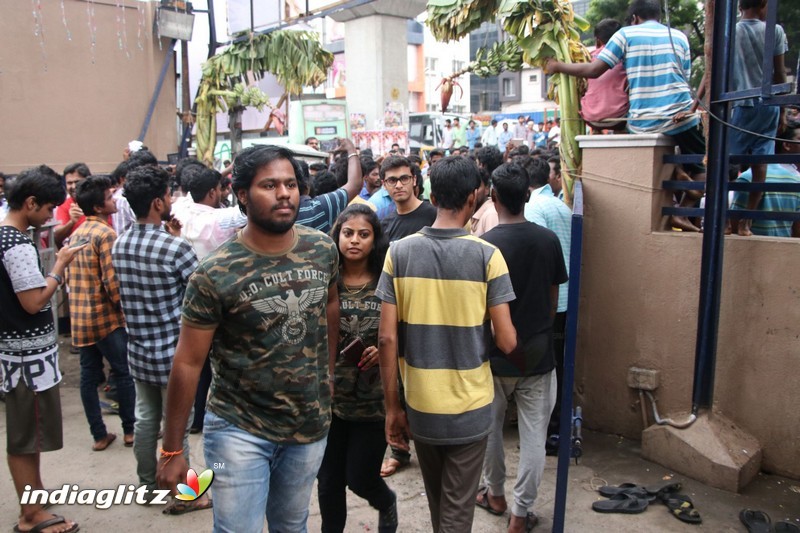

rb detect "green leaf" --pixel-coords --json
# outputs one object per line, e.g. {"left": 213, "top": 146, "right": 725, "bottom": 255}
{"left": 573, "top": 13, "right": 590, "bottom": 32}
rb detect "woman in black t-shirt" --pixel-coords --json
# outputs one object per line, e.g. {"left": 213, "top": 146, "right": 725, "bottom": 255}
{"left": 317, "top": 204, "right": 398, "bottom": 532}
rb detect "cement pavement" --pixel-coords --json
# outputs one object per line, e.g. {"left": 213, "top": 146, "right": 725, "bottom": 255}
{"left": 1, "top": 340, "right": 798, "bottom": 532}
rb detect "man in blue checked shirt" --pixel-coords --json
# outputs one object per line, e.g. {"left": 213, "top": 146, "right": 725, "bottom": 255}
{"left": 111, "top": 165, "right": 211, "bottom": 515}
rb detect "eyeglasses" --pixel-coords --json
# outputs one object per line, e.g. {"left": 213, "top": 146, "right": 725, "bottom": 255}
{"left": 384, "top": 175, "right": 413, "bottom": 187}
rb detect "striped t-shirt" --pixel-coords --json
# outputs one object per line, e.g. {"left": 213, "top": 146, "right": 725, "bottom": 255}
{"left": 376, "top": 227, "right": 515, "bottom": 445}
{"left": 730, "top": 165, "right": 800, "bottom": 237}
{"left": 598, "top": 20, "right": 698, "bottom": 135}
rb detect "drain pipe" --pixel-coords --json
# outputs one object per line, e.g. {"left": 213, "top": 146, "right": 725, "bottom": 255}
{"left": 644, "top": 390, "right": 697, "bottom": 429}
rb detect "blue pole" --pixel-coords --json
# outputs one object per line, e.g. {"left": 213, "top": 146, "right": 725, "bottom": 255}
{"left": 691, "top": 0, "right": 734, "bottom": 412}
{"left": 138, "top": 38, "right": 177, "bottom": 143}
{"left": 552, "top": 181, "right": 584, "bottom": 533}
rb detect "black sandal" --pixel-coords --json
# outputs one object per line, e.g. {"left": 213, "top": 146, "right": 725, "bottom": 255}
{"left": 475, "top": 486, "right": 505, "bottom": 516}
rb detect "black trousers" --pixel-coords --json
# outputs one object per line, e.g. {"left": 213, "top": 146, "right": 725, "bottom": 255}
{"left": 317, "top": 414, "right": 395, "bottom": 533}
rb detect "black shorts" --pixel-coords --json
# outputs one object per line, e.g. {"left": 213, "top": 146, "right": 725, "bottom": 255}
{"left": 6, "top": 382, "right": 63, "bottom": 455}
{"left": 671, "top": 125, "right": 707, "bottom": 176}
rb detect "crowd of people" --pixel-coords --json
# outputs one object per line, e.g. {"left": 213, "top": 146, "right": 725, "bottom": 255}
{"left": 1, "top": 0, "right": 798, "bottom": 532}
{"left": 1, "top": 134, "right": 572, "bottom": 533}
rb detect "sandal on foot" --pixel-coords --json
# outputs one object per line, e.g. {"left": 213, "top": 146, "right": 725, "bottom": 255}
{"left": 508, "top": 512, "right": 539, "bottom": 532}
{"left": 13, "top": 514, "right": 80, "bottom": 533}
{"left": 475, "top": 486, "right": 505, "bottom": 516}
{"left": 592, "top": 493, "right": 649, "bottom": 514}
{"left": 661, "top": 493, "right": 702, "bottom": 524}
{"left": 380, "top": 456, "right": 409, "bottom": 477}
{"left": 162, "top": 497, "right": 213, "bottom": 515}
{"left": 123, "top": 433, "right": 134, "bottom": 447}
{"left": 739, "top": 509, "right": 772, "bottom": 533}
{"left": 92, "top": 433, "right": 117, "bottom": 451}
{"left": 774, "top": 522, "right": 800, "bottom": 533}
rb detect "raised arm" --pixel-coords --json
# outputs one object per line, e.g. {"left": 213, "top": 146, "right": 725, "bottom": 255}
{"left": 16, "top": 243, "right": 86, "bottom": 314}
{"left": 336, "top": 138, "right": 363, "bottom": 202}
{"left": 546, "top": 58, "right": 610, "bottom": 80}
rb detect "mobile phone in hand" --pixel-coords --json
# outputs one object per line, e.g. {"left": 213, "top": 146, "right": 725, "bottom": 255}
{"left": 69, "top": 237, "right": 90, "bottom": 248}
{"left": 340, "top": 337, "right": 366, "bottom": 365}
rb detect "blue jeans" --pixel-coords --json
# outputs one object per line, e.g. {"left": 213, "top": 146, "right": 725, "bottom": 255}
{"left": 133, "top": 381, "right": 192, "bottom": 490}
{"left": 78, "top": 327, "right": 136, "bottom": 441}
{"left": 203, "top": 410, "right": 328, "bottom": 533}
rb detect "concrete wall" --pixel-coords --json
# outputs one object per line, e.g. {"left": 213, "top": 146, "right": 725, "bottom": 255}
{"left": 0, "top": 1, "right": 177, "bottom": 174}
{"left": 574, "top": 135, "right": 800, "bottom": 480}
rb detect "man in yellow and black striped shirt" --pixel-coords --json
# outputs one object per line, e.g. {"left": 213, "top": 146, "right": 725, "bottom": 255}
{"left": 377, "top": 156, "right": 517, "bottom": 532}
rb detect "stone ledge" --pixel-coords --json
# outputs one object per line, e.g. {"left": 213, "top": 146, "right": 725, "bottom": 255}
{"left": 642, "top": 411, "right": 762, "bottom": 493}
{"left": 577, "top": 134, "right": 676, "bottom": 149}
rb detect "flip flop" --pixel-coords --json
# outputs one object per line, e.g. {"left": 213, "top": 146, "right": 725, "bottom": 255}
{"left": 591, "top": 493, "right": 649, "bottom": 514}
{"left": 774, "top": 522, "right": 800, "bottom": 533}
{"left": 162, "top": 497, "right": 213, "bottom": 515}
{"left": 598, "top": 481, "right": 682, "bottom": 501}
{"left": 661, "top": 493, "right": 702, "bottom": 524}
{"left": 123, "top": 434, "right": 134, "bottom": 447}
{"left": 739, "top": 509, "right": 772, "bottom": 533}
{"left": 13, "top": 514, "right": 80, "bottom": 533}
{"left": 476, "top": 486, "right": 505, "bottom": 516}
{"left": 598, "top": 483, "right": 651, "bottom": 500}
{"left": 645, "top": 481, "right": 682, "bottom": 498}
{"left": 92, "top": 433, "right": 116, "bottom": 451}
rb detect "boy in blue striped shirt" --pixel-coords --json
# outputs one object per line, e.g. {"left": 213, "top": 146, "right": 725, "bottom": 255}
{"left": 546, "top": 0, "right": 706, "bottom": 232}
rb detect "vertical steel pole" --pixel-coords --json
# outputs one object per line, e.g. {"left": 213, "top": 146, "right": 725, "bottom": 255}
{"left": 552, "top": 182, "right": 584, "bottom": 533}
{"left": 691, "top": 0, "right": 734, "bottom": 412}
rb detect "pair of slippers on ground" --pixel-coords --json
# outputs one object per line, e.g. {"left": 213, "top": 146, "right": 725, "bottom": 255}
{"left": 475, "top": 486, "right": 538, "bottom": 532}
{"left": 592, "top": 481, "right": 702, "bottom": 524}
{"left": 740, "top": 509, "right": 800, "bottom": 532}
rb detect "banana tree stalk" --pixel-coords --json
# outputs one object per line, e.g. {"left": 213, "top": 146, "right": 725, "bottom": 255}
{"left": 426, "top": 0, "right": 590, "bottom": 206}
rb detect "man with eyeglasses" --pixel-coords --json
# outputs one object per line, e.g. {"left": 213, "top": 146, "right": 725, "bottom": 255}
{"left": 379, "top": 156, "right": 437, "bottom": 244}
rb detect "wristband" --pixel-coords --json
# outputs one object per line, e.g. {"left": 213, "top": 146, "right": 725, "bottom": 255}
{"left": 159, "top": 448, "right": 184, "bottom": 457}
{"left": 347, "top": 153, "right": 358, "bottom": 159}
{"left": 47, "top": 273, "right": 64, "bottom": 286}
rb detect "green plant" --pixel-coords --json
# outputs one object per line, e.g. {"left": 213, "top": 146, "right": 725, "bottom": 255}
{"left": 195, "top": 30, "right": 333, "bottom": 166}
{"left": 427, "top": 0, "right": 591, "bottom": 203}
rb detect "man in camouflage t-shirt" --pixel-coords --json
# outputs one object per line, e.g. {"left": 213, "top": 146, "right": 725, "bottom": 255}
{"left": 158, "top": 146, "right": 340, "bottom": 532}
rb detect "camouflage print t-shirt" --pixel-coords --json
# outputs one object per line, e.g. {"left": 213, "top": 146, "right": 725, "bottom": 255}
{"left": 333, "top": 279, "right": 384, "bottom": 422}
{"left": 182, "top": 226, "right": 338, "bottom": 444}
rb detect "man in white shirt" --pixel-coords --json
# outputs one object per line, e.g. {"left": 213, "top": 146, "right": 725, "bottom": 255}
{"left": 442, "top": 119, "right": 455, "bottom": 150}
{"left": 172, "top": 167, "right": 235, "bottom": 260}
{"left": 548, "top": 118, "right": 561, "bottom": 148}
{"left": 481, "top": 119, "right": 499, "bottom": 148}
{"left": 513, "top": 115, "right": 528, "bottom": 139}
